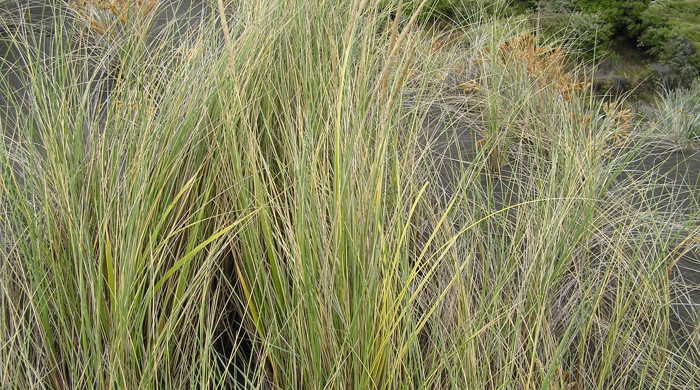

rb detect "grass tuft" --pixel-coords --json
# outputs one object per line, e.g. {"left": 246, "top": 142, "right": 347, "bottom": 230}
{"left": 1, "top": 0, "right": 698, "bottom": 388}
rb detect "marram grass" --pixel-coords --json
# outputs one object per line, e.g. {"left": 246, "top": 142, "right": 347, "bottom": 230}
{"left": 0, "top": 0, "right": 698, "bottom": 389}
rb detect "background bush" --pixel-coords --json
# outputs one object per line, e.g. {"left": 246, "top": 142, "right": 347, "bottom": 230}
{"left": 638, "top": 1, "right": 700, "bottom": 88}
{"left": 575, "top": 0, "right": 649, "bottom": 37}
{"left": 381, "top": 0, "right": 516, "bottom": 21}
{"left": 535, "top": 6, "right": 614, "bottom": 59}
{"left": 532, "top": 0, "right": 646, "bottom": 58}
{"left": 531, "top": 0, "right": 699, "bottom": 87}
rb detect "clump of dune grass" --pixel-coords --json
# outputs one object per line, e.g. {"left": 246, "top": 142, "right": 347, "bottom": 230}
{"left": 648, "top": 80, "right": 700, "bottom": 148}
{"left": 1, "top": 0, "right": 698, "bottom": 389}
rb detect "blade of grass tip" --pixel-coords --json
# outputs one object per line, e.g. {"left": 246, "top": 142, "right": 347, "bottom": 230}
{"left": 152, "top": 210, "right": 257, "bottom": 294}
{"left": 233, "top": 259, "right": 260, "bottom": 337}
{"left": 370, "top": 176, "right": 472, "bottom": 375}
{"left": 390, "top": 182, "right": 429, "bottom": 269}
{"left": 382, "top": 196, "right": 596, "bottom": 373}
{"left": 173, "top": 182, "right": 216, "bottom": 305}
{"left": 146, "top": 173, "right": 199, "bottom": 253}
{"left": 663, "top": 231, "right": 700, "bottom": 275}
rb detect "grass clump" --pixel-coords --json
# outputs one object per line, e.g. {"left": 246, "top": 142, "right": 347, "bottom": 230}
{"left": 647, "top": 79, "right": 700, "bottom": 145}
{"left": 1, "top": 0, "right": 698, "bottom": 389}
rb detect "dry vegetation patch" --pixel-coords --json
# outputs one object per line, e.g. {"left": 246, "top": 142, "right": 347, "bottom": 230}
{"left": 70, "top": 0, "right": 158, "bottom": 34}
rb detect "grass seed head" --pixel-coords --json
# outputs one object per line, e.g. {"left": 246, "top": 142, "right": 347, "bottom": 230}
{"left": 70, "top": 0, "right": 158, "bottom": 35}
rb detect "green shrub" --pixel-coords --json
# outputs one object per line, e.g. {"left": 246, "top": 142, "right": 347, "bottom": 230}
{"left": 638, "top": 2, "right": 680, "bottom": 50}
{"left": 534, "top": 0, "right": 699, "bottom": 87}
{"left": 509, "top": 0, "right": 539, "bottom": 12}
{"left": 532, "top": 1, "right": 650, "bottom": 59}
{"left": 533, "top": 0, "right": 650, "bottom": 35}
{"left": 652, "top": 38, "right": 699, "bottom": 88}
{"left": 538, "top": 10, "right": 613, "bottom": 58}
{"left": 534, "top": 1, "right": 614, "bottom": 59}
{"left": 638, "top": 1, "right": 700, "bottom": 88}
{"left": 575, "top": 0, "right": 649, "bottom": 37}
{"left": 536, "top": 0, "right": 577, "bottom": 12}
{"left": 380, "top": 0, "right": 514, "bottom": 21}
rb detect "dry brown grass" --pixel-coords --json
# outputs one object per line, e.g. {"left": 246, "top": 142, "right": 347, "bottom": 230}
{"left": 484, "top": 32, "right": 635, "bottom": 158}
{"left": 602, "top": 102, "right": 633, "bottom": 146}
{"left": 71, "top": 0, "right": 158, "bottom": 34}
{"left": 496, "top": 32, "right": 589, "bottom": 101}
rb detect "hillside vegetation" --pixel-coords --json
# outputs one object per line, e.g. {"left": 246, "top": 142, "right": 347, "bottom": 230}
{"left": 408, "top": 0, "right": 700, "bottom": 89}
